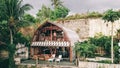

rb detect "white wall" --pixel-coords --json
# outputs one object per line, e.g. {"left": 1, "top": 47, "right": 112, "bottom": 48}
{"left": 89, "top": 19, "right": 120, "bottom": 37}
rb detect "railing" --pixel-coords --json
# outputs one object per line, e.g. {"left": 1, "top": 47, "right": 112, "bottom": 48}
{"left": 31, "top": 41, "right": 70, "bottom": 47}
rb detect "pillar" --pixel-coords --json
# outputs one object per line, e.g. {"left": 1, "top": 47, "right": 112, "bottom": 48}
{"left": 30, "top": 47, "right": 34, "bottom": 56}
{"left": 69, "top": 46, "right": 72, "bottom": 62}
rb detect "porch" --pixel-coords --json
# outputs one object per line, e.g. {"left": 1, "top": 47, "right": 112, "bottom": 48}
{"left": 30, "top": 41, "right": 73, "bottom": 62}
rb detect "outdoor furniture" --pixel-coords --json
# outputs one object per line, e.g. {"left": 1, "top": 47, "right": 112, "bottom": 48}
{"left": 38, "top": 54, "right": 44, "bottom": 60}
{"left": 55, "top": 55, "right": 62, "bottom": 62}
{"left": 44, "top": 54, "right": 50, "bottom": 60}
{"left": 32, "top": 55, "right": 38, "bottom": 60}
{"left": 14, "top": 57, "right": 21, "bottom": 64}
{"left": 48, "top": 54, "right": 55, "bottom": 62}
{"left": 38, "top": 54, "right": 50, "bottom": 60}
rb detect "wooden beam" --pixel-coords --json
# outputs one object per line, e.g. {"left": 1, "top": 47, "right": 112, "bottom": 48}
{"left": 50, "top": 24, "right": 53, "bottom": 41}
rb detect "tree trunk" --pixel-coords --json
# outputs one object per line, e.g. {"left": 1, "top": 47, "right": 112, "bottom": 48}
{"left": 76, "top": 52, "right": 79, "bottom": 66}
{"left": 9, "top": 28, "right": 13, "bottom": 44}
{"left": 111, "top": 23, "right": 114, "bottom": 63}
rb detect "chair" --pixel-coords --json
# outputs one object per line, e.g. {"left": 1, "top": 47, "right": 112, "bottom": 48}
{"left": 55, "top": 55, "right": 62, "bottom": 62}
{"left": 48, "top": 54, "right": 55, "bottom": 62}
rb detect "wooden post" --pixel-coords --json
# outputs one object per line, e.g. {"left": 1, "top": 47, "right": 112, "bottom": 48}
{"left": 30, "top": 47, "right": 34, "bottom": 56}
{"left": 36, "top": 56, "right": 38, "bottom": 67}
{"left": 69, "top": 46, "right": 72, "bottom": 62}
{"left": 50, "top": 24, "right": 53, "bottom": 41}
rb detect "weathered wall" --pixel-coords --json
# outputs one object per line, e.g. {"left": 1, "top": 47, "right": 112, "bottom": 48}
{"left": 58, "top": 19, "right": 89, "bottom": 41}
{"left": 58, "top": 18, "right": 120, "bottom": 41}
{"left": 89, "top": 19, "right": 120, "bottom": 37}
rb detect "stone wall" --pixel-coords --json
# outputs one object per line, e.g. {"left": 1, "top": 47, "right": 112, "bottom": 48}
{"left": 58, "top": 18, "right": 120, "bottom": 41}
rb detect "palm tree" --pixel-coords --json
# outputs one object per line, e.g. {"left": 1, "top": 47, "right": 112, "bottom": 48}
{"left": 102, "top": 9, "right": 120, "bottom": 63}
{"left": 0, "top": 0, "right": 32, "bottom": 44}
{"left": 36, "top": 5, "right": 52, "bottom": 22}
{"left": 51, "top": 0, "right": 63, "bottom": 9}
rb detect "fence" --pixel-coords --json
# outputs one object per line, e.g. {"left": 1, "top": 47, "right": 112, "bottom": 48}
{"left": 79, "top": 61, "right": 120, "bottom": 68}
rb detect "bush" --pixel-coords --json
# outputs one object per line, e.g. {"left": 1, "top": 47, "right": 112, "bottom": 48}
{"left": 75, "top": 42, "right": 97, "bottom": 58}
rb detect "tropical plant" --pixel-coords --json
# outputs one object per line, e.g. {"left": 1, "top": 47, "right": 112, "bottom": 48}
{"left": 0, "top": 21, "right": 10, "bottom": 43}
{"left": 0, "top": 0, "right": 32, "bottom": 44}
{"left": 36, "top": 2, "right": 69, "bottom": 22}
{"left": 53, "top": 6, "right": 69, "bottom": 20}
{"left": 8, "top": 44, "right": 16, "bottom": 68}
{"left": 36, "top": 5, "right": 52, "bottom": 22}
{"left": 23, "top": 14, "right": 36, "bottom": 23}
{"left": 102, "top": 9, "right": 120, "bottom": 63}
{"left": 0, "top": 0, "right": 32, "bottom": 68}
{"left": 87, "top": 12, "right": 103, "bottom": 18}
{"left": 65, "top": 12, "right": 103, "bottom": 20}
{"left": 75, "top": 41, "right": 97, "bottom": 60}
{"left": 51, "top": 0, "right": 63, "bottom": 9}
{"left": 114, "top": 45, "right": 120, "bottom": 63}
{"left": 0, "top": 43, "right": 9, "bottom": 68}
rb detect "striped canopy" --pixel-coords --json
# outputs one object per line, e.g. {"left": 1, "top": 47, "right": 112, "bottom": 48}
{"left": 31, "top": 41, "right": 70, "bottom": 47}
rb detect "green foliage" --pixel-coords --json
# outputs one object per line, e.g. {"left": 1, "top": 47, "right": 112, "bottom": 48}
{"left": 23, "top": 14, "right": 36, "bottom": 23}
{"left": 102, "top": 9, "right": 120, "bottom": 22}
{"left": 36, "top": 0, "right": 69, "bottom": 22}
{"left": 0, "top": 44, "right": 16, "bottom": 68}
{"left": 0, "top": 43, "right": 9, "bottom": 68}
{"left": 77, "top": 34, "right": 120, "bottom": 63}
{"left": 36, "top": 5, "right": 52, "bottom": 22}
{"left": 89, "top": 36, "right": 111, "bottom": 46}
{"left": 0, "top": 20, "right": 30, "bottom": 45}
{"left": 75, "top": 42, "right": 97, "bottom": 58}
{"left": 0, "top": 0, "right": 32, "bottom": 22}
{"left": 51, "top": 0, "right": 63, "bottom": 9}
{"left": 53, "top": 6, "right": 69, "bottom": 20}
{"left": 87, "top": 12, "right": 103, "bottom": 18}
{"left": 0, "top": 0, "right": 33, "bottom": 67}
{"left": 13, "top": 32, "right": 31, "bottom": 47}
{"left": 0, "top": 21, "right": 10, "bottom": 44}
{"left": 8, "top": 44, "right": 16, "bottom": 68}
{"left": 89, "top": 36, "right": 111, "bottom": 57}
{"left": 65, "top": 12, "right": 103, "bottom": 20}
{"left": 0, "top": 59, "right": 9, "bottom": 68}
{"left": 0, "top": 0, "right": 32, "bottom": 44}
{"left": 102, "top": 9, "right": 120, "bottom": 63}
{"left": 114, "top": 45, "right": 120, "bottom": 63}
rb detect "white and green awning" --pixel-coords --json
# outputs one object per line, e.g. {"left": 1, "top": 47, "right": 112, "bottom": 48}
{"left": 31, "top": 41, "right": 70, "bottom": 47}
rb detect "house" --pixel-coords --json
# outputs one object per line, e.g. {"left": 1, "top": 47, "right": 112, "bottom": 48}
{"left": 30, "top": 21, "right": 79, "bottom": 62}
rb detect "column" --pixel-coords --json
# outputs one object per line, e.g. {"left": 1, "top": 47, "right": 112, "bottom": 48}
{"left": 69, "top": 46, "right": 72, "bottom": 62}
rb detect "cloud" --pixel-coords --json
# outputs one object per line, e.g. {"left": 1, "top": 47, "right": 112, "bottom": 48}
{"left": 63, "top": 0, "right": 120, "bottom": 13}
{"left": 23, "top": 0, "right": 51, "bottom": 16}
{"left": 24, "top": 0, "right": 120, "bottom": 16}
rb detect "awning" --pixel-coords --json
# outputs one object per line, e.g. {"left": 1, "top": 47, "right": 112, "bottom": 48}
{"left": 31, "top": 41, "right": 70, "bottom": 47}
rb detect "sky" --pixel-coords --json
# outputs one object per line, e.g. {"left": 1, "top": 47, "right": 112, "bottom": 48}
{"left": 23, "top": 0, "right": 120, "bottom": 16}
